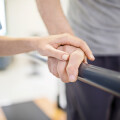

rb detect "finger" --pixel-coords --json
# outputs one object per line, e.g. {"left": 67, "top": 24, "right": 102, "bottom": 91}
{"left": 57, "top": 60, "right": 69, "bottom": 83}
{"left": 77, "top": 40, "right": 95, "bottom": 61}
{"left": 48, "top": 57, "right": 59, "bottom": 78}
{"left": 55, "top": 34, "right": 95, "bottom": 61}
{"left": 57, "top": 46, "right": 69, "bottom": 83}
{"left": 66, "top": 49, "right": 84, "bottom": 82}
{"left": 42, "top": 45, "right": 69, "bottom": 61}
{"left": 83, "top": 56, "right": 88, "bottom": 64}
{"left": 68, "top": 38, "right": 95, "bottom": 61}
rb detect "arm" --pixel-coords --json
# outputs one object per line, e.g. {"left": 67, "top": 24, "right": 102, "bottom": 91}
{"left": 0, "top": 35, "right": 70, "bottom": 59}
{"left": 0, "top": 34, "right": 88, "bottom": 60}
{"left": 36, "top": 0, "right": 73, "bottom": 35}
{"left": 0, "top": 36, "right": 35, "bottom": 56}
{"left": 36, "top": 0, "right": 94, "bottom": 60}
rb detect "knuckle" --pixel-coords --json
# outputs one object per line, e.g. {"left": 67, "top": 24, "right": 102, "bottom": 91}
{"left": 83, "top": 48, "right": 89, "bottom": 53}
{"left": 75, "top": 49, "right": 85, "bottom": 57}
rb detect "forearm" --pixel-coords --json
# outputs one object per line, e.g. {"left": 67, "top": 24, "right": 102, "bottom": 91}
{"left": 36, "top": 0, "right": 73, "bottom": 35}
{"left": 0, "top": 36, "right": 36, "bottom": 56}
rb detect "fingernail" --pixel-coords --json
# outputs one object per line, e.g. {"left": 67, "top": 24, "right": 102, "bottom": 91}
{"left": 62, "top": 54, "right": 69, "bottom": 60}
{"left": 90, "top": 55, "right": 95, "bottom": 60}
{"left": 69, "top": 75, "right": 75, "bottom": 82}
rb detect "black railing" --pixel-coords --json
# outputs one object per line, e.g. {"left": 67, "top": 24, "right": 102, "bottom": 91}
{"left": 79, "top": 63, "right": 120, "bottom": 97}
{"left": 29, "top": 54, "right": 120, "bottom": 97}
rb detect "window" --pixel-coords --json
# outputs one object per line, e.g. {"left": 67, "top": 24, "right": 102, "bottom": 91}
{"left": 0, "top": 0, "right": 6, "bottom": 35}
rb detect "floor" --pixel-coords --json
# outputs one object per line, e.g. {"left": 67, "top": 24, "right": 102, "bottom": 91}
{"left": 0, "top": 98, "right": 67, "bottom": 120}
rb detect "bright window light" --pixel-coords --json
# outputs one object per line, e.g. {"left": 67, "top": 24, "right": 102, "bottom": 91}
{"left": 0, "top": 0, "right": 6, "bottom": 35}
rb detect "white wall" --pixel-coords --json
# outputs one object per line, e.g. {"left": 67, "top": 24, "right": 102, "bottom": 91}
{"left": 5, "top": 0, "right": 68, "bottom": 37}
{"left": 3, "top": 0, "right": 69, "bottom": 106}
{"left": 6, "top": 0, "right": 48, "bottom": 37}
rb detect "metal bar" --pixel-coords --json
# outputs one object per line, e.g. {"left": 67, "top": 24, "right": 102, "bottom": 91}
{"left": 78, "top": 64, "right": 120, "bottom": 97}
{"left": 28, "top": 54, "right": 120, "bottom": 97}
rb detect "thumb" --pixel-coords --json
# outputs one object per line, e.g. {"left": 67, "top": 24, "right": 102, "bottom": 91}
{"left": 43, "top": 45, "right": 69, "bottom": 60}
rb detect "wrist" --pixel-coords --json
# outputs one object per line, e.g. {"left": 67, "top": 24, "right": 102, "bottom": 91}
{"left": 17, "top": 37, "right": 39, "bottom": 52}
{"left": 28, "top": 37, "right": 39, "bottom": 51}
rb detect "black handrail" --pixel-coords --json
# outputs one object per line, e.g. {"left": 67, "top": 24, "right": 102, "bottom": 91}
{"left": 78, "top": 64, "right": 120, "bottom": 97}
{"left": 29, "top": 54, "right": 120, "bottom": 97}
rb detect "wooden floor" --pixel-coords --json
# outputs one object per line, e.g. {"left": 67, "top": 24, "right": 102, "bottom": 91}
{"left": 0, "top": 98, "right": 66, "bottom": 120}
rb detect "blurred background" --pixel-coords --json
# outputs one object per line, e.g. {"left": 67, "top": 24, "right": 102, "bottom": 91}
{"left": 0, "top": 0, "right": 69, "bottom": 119}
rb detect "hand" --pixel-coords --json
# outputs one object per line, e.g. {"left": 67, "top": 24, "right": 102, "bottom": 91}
{"left": 32, "top": 33, "right": 95, "bottom": 61}
{"left": 48, "top": 45, "right": 85, "bottom": 83}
